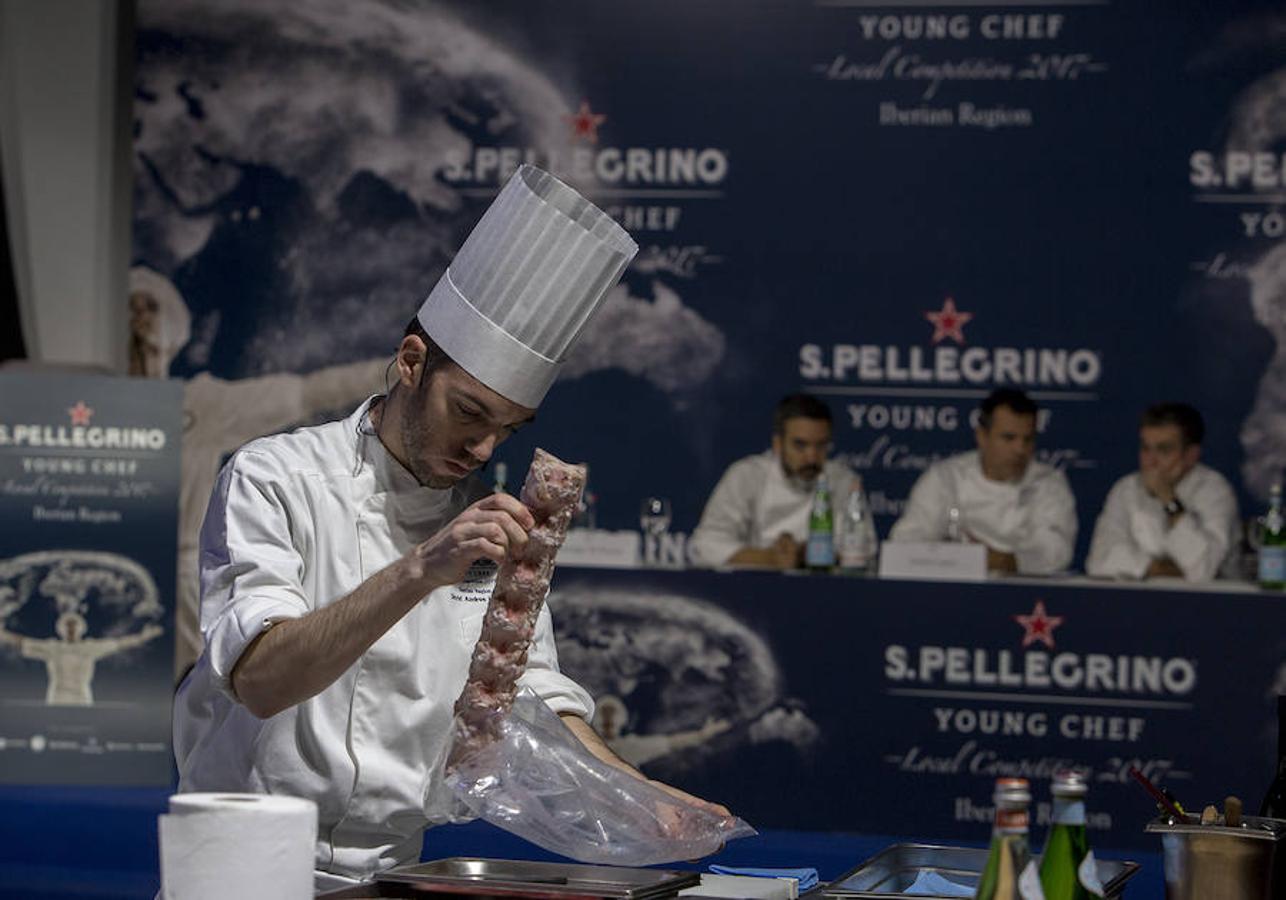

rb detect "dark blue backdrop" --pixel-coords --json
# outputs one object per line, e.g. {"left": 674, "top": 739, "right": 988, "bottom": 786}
{"left": 130, "top": 0, "right": 1286, "bottom": 566}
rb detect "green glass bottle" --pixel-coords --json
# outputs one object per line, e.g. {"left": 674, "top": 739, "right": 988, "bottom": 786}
{"left": 1259, "top": 481, "right": 1286, "bottom": 590}
{"left": 975, "top": 777, "right": 1045, "bottom": 900}
{"left": 805, "top": 474, "right": 835, "bottom": 570}
{"left": 1038, "top": 770, "right": 1105, "bottom": 900}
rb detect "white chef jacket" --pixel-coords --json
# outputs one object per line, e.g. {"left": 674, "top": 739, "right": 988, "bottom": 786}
{"left": 173, "top": 399, "right": 594, "bottom": 879}
{"left": 888, "top": 450, "right": 1077, "bottom": 575}
{"left": 690, "top": 452, "right": 862, "bottom": 567}
{"left": 1085, "top": 463, "right": 1241, "bottom": 581}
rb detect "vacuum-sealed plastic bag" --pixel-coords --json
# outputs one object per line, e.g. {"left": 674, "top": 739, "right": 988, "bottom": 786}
{"left": 440, "top": 689, "right": 756, "bottom": 866}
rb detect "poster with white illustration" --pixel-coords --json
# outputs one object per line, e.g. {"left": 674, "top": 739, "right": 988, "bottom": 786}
{"left": 0, "top": 373, "right": 181, "bottom": 784}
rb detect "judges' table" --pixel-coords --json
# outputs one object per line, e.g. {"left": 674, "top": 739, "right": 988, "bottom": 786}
{"left": 547, "top": 567, "right": 1282, "bottom": 853}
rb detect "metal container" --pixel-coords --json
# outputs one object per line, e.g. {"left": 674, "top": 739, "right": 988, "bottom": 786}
{"left": 373, "top": 857, "right": 700, "bottom": 899}
{"left": 822, "top": 842, "right": 1139, "bottom": 898}
{"left": 1145, "top": 814, "right": 1286, "bottom": 900}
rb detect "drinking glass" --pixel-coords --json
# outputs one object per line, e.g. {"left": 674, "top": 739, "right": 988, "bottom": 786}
{"left": 639, "top": 497, "right": 672, "bottom": 536}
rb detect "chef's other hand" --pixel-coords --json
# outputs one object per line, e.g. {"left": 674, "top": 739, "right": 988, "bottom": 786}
{"left": 985, "top": 546, "right": 1018, "bottom": 573}
{"left": 771, "top": 533, "right": 802, "bottom": 569}
{"left": 648, "top": 779, "right": 734, "bottom": 855}
{"left": 410, "top": 493, "right": 534, "bottom": 587}
{"left": 649, "top": 779, "right": 733, "bottom": 819}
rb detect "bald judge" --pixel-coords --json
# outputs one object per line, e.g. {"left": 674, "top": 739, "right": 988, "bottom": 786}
{"left": 173, "top": 166, "right": 729, "bottom": 886}
{"left": 889, "top": 388, "right": 1077, "bottom": 574}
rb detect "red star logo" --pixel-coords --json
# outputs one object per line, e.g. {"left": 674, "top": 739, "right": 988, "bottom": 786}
{"left": 924, "top": 297, "right": 974, "bottom": 345}
{"left": 1014, "top": 600, "right": 1064, "bottom": 650}
{"left": 564, "top": 100, "right": 607, "bottom": 144}
{"left": 67, "top": 401, "right": 94, "bottom": 426}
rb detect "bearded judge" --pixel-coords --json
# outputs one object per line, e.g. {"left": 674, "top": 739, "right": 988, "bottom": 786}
{"left": 691, "top": 393, "right": 867, "bottom": 569}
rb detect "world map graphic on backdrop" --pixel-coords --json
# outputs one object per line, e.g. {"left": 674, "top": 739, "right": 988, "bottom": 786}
{"left": 132, "top": 3, "right": 734, "bottom": 637}
{"left": 131, "top": 0, "right": 723, "bottom": 391}
{"left": 548, "top": 583, "right": 820, "bottom": 776}
{"left": 132, "top": 0, "right": 1286, "bottom": 555}
{"left": 1182, "top": 15, "right": 1286, "bottom": 505}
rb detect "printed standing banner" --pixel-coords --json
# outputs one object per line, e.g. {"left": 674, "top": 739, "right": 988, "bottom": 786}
{"left": 0, "top": 373, "right": 182, "bottom": 785}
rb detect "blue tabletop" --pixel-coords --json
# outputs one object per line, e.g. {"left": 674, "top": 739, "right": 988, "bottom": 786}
{"left": 0, "top": 785, "right": 1164, "bottom": 899}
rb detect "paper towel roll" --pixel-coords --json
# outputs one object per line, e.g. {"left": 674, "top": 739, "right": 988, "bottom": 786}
{"left": 159, "top": 793, "right": 317, "bottom": 900}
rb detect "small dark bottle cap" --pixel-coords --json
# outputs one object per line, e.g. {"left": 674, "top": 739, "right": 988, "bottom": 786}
{"left": 1050, "top": 768, "right": 1089, "bottom": 798}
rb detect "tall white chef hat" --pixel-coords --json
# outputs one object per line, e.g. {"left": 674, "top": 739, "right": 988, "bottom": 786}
{"left": 417, "top": 165, "right": 637, "bottom": 408}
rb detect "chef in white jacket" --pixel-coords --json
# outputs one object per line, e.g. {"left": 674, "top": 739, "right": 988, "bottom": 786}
{"left": 1086, "top": 403, "right": 1240, "bottom": 581}
{"left": 888, "top": 388, "right": 1077, "bottom": 574}
{"left": 690, "top": 393, "right": 864, "bottom": 568}
{"left": 173, "top": 166, "right": 728, "bottom": 886}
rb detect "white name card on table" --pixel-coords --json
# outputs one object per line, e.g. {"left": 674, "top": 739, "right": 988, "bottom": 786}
{"left": 680, "top": 874, "right": 797, "bottom": 900}
{"left": 878, "top": 541, "right": 987, "bottom": 581}
{"left": 558, "top": 528, "right": 641, "bottom": 568}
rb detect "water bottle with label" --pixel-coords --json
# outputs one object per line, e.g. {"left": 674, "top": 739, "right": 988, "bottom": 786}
{"left": 805, "top": 474, "right": 835, "bottom": 570}
{"left": 1038, "top": 769, "right": 1105, "bottom": 900}
{"left": 838, "top": 480, "right": 877, "bottom": 574}
{"left": 976, "top": 777, "right": 1045, "bottom": 900}
{"left": 1259, "top": 481, "right": 1286, "bottom": 589}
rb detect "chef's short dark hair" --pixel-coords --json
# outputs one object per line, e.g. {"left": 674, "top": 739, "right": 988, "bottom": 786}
{"left": 403, "top": 315, "right": 453, "bottom": 379}
{"left": 1141, "top": 402, "right": 1204, "bottom": 447}
{"left": 978, "top": 388, "right": 1038, "bottom": 430}
{"left": 774, "top": 393, "right": 832, "bottom": 436}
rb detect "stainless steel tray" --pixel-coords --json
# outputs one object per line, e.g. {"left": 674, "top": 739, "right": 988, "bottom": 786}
{"left": 377, "top": 857, "right": 701, "bottom": 899}
{"left": 822, "top": 843, "right": 1139, "bottom": 898}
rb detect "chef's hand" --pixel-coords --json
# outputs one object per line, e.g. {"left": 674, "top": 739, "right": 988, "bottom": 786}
{"left": 1141, "top": 460, "right": 1183, "bottom": 505}
{"left": 1146, "top": 557, "right": 1183, "bottom": 579}
{"left": 409, "top": 493, "right": 534, "bottom": 587}
{"left": 727, "top": 537, "right": 802, "bottom": 569}
{"left": 557, "top": 713, "right": 736, "bottom": 852}
{"left": 649, "top": 780, "right": 735, "bottom": 859}
{"left": 649, "top": 779, "right": 732, "bottom": 819}
{"left": 985, "top": 547, "right": 1018, "bottom": 573}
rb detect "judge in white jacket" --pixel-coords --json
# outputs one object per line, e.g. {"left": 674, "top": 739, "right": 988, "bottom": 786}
{"left": 1086, "top": 403, "right": 1240, "bottom": 581}
{"left": 888, "top": 388, "right": 1077, "bottom": 574}
{"left": 690, "top": 393, "right": 864, "bottom": 568}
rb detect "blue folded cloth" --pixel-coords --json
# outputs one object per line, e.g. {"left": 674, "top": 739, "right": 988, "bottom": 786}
{"left": 708, "top": 865, "right": 819, "bottom": 892}
{"left": 904, "top": 869, "right": 974, "bottom": 897}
